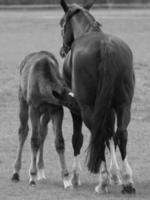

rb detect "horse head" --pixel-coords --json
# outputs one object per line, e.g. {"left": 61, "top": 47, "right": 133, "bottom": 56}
{"left": 60, "top": 0, "right": 96, "bottom": 12}
{"left": 59, "top": 0, "right": 99, "bottom": 57}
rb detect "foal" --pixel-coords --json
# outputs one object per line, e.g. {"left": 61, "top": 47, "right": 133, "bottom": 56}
{"left": 12, "top": 51, "right": 79, "bottom": 187}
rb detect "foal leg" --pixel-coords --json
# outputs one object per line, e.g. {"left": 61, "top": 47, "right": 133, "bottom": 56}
{"left": 52, "top": 107, "right": 70, "bottom": 189}
{"left": 12, "top": 97, "right": 29, "bottom": 182}
{"left": 115, "top": 105, "right": 135, "bottom": 194}
{"left": 95, "top": 160, "right": 110, "bottom": 194}
{"left": 29, "top": 106, "right": 40, "bottom": 185}
{"left": 37, "top": 111, "right": 50, "bottom": 181}
{"left": 70, "top": 112, "right": 83, "bottom": 188}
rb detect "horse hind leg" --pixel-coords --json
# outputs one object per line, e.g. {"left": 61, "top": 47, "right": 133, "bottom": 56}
{"left": 52, "top": 107, "right": 70, "bottom": 189}
{"left": 70, "top": 112, "right": 83, "bottom": 188}
{"left": 109, "top": 138, "right": 122, "bottom": 186}
{"left": 115, "top": 105, "right": 136, "bottom": 194}
{"left": 29, "top": 106, "right": 41, "bottom": 186}
{"left": 12, "top": 97, "right": 29, "bottom": 182}
{"left": 37, "top": 110, "right": 50, "bottom": 181}
{"left": 107, "top": 109, "right": 122, "bottom": 186}
{"left": 95, "top": 161, "right": 110, "bottom": 194}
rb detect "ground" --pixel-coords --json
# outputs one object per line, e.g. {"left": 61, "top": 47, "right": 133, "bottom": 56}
{"left": 0, "top": 8, "right": 150, "bottom": 200}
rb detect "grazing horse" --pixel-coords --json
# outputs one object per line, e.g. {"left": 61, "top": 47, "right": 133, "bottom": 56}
{"left": 11, "top": 51, "right": 80, "bottom": 187}
{"left": 59, "top": 0, "right": 136, "bottom": 194}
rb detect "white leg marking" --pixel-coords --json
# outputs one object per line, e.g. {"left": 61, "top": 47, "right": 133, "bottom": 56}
{"left": 73, "top": 155, "right": 82, "bottom": 171}
{"left": 121, "top": 158, "right": 133, "bottom": 185}
{"left": 37, "top": 168, "right": 46, "bottom": 181}
{"left": 63, "top": 177, "right": 72, "bottom": 189}
{"left": 68, "top": 92, "right": 75, "bottom": 97}
{"left": 29, "top": 155, "right": 37, "bottom": 185}
{"left": 109, "top": 139, "right": 122, "bottom": 185}
{"left": 58, "top": 152, "right": 72, "bottom": 189}
{"left": 72, "top": 155, "right": 81, "bottom": 187}
{"left": 95, "top": 161, "right": 110, "bottom": 194}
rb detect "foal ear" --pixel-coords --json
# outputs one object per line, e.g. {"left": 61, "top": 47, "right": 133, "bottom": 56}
{"left": 60, "top": 0, "right": 69, "bottom": 12}
{"left": 83, "top": 0, "right": 96, "bottom": 10}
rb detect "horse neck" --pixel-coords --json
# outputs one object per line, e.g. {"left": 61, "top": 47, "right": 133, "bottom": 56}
{"left": 71, "top": 12, "right": 101, "bottom": 39}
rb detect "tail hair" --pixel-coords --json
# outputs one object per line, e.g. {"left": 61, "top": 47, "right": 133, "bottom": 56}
{"left": 87, "top": 42, "right": 115, "bottom": 173}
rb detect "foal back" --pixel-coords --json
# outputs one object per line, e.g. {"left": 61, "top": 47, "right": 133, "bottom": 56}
{"left": 19, "top": 51, "right": 65, "bottom": 107}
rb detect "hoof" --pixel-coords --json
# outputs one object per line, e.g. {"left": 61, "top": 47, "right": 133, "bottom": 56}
{"left": 110, "top": 174, "right": 122, "bottom": 185}
{"left": 95, "top": 184, "right": 110, "bottom": 194}
{"left": 63, "top": 178, "right": 72, "bottom": 189}
{"left": 11, "top": 173, "right": 20, "bottom": 182}
{"left": 122, "top": 183, "right": 136, "bottom": 194}
{"left": 29, "top": 180, "right": 36, "bottom": 186}
{"left": 71, "top": 172, "right": 81, "bottom": 188}
{"left": 37, "top": 169, "right": 46, "bottom": 181}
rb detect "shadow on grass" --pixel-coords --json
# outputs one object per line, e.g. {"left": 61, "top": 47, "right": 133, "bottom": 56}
{"left": 43, "top": 179, "right": 150, "bottom": 199}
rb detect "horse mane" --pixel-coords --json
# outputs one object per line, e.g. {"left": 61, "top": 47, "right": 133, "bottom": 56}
{"left": 82, "top": 9, "right": 102, "bottom": 31}
{"left": 60, "top": 4, "right": 101, "bottom": 32}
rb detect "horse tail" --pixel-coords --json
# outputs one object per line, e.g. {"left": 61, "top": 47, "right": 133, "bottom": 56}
{"left": 87, "top": 42, "right": 115, "bottom": 173}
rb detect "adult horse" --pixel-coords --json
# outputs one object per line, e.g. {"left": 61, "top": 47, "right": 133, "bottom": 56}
{"left": 11, "top": 51, "right": 80, "bottom": 187}
{"left": 59, "top": 0, "right": 135, "bottom": 194}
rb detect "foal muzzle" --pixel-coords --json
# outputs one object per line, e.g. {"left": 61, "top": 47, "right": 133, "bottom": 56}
{"left": 60, "top": 44, "right": 70, "bottom": 58}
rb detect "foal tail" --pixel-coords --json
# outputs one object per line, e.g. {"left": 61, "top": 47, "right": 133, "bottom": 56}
{"left": 87, "top": 42, "right": 116, "bottom": 173}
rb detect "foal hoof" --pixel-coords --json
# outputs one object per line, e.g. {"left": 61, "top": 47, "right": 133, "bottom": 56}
{"left": 11, "top": 173, "right": 20, "bottom": 182}
{"left": 63, "top": 178, "right": 72, "bottom": 189}
{"left": 29, "top": 180, "right": 36, "bottom": 186}
{"left": 122, "top": 183, "right": 136, "bottom": 194}
{"left": 37, "top": 169, "right": 46, "bottom": 181}
{"left": 71, "top": 172, "right": 81, "bottom": 188}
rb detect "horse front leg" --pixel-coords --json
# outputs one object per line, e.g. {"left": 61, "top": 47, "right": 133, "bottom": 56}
{"left": 52, "top": 107, "right": 71, "bottom": 189}
{"left": 70, "top": 112, "right": 83, "bottom": 188}
{"left": 115, "top": 105, "right": 136, "bottom": 194}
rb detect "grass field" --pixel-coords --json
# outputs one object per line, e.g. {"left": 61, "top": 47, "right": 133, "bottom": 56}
{"left": 0, "top": 8, "right": 150, "bottom": 200}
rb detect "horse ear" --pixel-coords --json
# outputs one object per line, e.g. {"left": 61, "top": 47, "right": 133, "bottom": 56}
{"left": 60, "top": 0, "right": 69, "bottom": 12}
{"left": 83, "top": 0, "right": 96, "bottom": 10}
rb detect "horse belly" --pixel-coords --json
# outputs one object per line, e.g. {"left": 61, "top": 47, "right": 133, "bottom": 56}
{"left": 73, "top": 68, "right": 97, "bottom": 106}
{"left": 72, "top": 50, "right": 99, "bottom": 106}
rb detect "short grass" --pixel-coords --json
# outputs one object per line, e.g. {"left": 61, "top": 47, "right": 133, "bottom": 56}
{"left": 0, "top": 8, "right": 150, "bottom": 200}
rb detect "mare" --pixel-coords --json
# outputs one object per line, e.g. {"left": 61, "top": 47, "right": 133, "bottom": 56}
{"left": 11, "top": 51, "right": 80, "bottom": 187}
{"left": 59, "top": 0, "right": 136, "bottom": 194}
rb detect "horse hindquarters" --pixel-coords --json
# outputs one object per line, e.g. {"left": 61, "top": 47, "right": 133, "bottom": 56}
{"left": 87, "top": 50, "right": 115, "bottom": 174}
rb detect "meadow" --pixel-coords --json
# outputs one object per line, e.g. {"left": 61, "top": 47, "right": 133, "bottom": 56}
{"left": 0, "top": 8, "right": 150, "bottom": 200}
